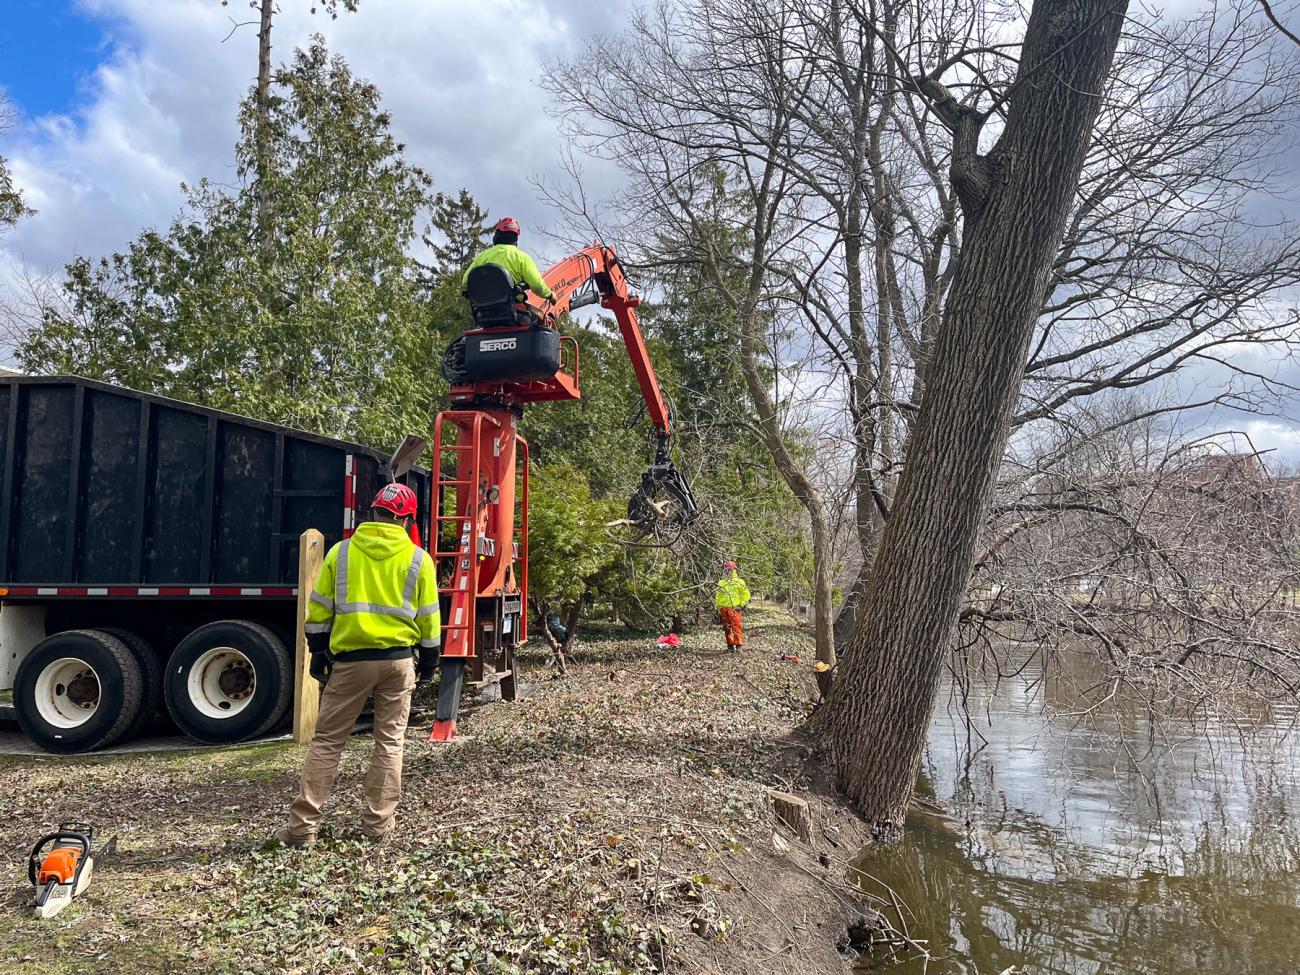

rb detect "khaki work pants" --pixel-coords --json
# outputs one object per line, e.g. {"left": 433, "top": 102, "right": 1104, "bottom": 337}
{"left": 286, "top": 656, "right": 416, "bottom": 840}
{"left": 719, "top": 606, "right": 744, "bottom": 647}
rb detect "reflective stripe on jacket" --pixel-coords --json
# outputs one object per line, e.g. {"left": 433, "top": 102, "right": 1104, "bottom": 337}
{"left": 714, "top": 571, "right": 751, "bottom": 609}
{"left": 305, "top": 521, "right": 440, "bottom": 655}
{"left": 461, "top": 243, "right": 554, "bottom": 298}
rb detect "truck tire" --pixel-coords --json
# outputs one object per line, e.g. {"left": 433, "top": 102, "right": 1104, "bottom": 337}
{"left": 13, "top": 630, "right": 145, "bottom": 753}
{"left": 163, "top": 620, "right": 292, "bottom": 744}
{"left": 101, "top": 629, "right": 164, "bottom": 741}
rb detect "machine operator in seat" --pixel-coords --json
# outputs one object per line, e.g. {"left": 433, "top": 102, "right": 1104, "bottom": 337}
{"left": 462, "top": 217, "right": 555, "bottom": 303}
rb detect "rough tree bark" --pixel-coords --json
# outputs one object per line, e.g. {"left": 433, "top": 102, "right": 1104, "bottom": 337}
{"left": 814, "top": 0, "right": 1131, "bottom": 836}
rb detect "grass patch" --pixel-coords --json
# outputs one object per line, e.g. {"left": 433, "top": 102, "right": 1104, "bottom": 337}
{"left": 3, "top": 901, "right": 227, "bottom": 974}
{"left": 147, "top": 740, "right": 303, "bottom": 783}
{"left": 1, "top": 940, "right": 196, "bottom": 975}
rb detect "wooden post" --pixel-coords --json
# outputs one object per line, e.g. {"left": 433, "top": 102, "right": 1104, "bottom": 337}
{"left": 293, "top": 529, "right": 325, "bottom": 743}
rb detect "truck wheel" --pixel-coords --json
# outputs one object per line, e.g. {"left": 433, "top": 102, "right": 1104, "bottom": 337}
{"left": 163, "top": 620, "right": 292, "bottom": 744}
{"left": 101, "top": 629, "right": 163, "bottom": 741}
{"left": 13, "top": 630, "right": 145, "bottom": 753}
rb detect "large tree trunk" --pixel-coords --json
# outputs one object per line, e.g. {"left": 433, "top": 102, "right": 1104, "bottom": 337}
{"left": 702, "top": 165, "right": 839, "bottom": 693}
{"left": 836, "top": 43, "right": 903, "bottom": 651}
{"left": 833, "top": 567, "right": 870, "bottom": 647}
{"left": 814, "top": 0, "right": 1129, "bottom": 836}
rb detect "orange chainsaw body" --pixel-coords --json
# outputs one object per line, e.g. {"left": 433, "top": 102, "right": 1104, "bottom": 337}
{"left": 36, "top": 846, "right": 83, "bottom": 886}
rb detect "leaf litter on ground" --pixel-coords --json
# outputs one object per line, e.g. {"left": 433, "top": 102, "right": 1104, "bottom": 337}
{"left": 0, "top": 606, "right": 877, "bottom": 975}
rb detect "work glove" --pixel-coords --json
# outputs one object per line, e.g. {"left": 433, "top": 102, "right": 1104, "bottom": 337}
{"left": 417, "top": 645, "right": 439, "bottom": 686}
{"left": 309, "top": 650, "right": 332, "bottom": 684}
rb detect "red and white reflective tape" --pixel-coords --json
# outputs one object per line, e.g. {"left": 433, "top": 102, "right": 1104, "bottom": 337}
{"left": 0, "top": 585, "right": 297, "bottom": 598}
{"left": 343, "top": 454, "right": 357, "bottom": 538}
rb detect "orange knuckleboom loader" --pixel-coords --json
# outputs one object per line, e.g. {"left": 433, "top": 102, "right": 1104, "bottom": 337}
{"left": 428, "top": 245, "right": 699, "bottom": 742}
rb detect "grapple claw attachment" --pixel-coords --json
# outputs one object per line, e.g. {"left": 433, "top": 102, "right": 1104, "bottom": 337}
{"left": 612, "top": 439, "right": 699, "bottom": 548}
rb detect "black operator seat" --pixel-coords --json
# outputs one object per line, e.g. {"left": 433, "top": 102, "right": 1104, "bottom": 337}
{"left": 465, "top": 263, "right": 529, "bottom": 328}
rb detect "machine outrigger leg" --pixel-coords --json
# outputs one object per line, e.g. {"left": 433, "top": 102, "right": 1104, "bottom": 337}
{"left": 430, "top": 657, "right": 465, "bottom": 742}
{"left": 426, "top": 408, "right": 527, "bottom": 744}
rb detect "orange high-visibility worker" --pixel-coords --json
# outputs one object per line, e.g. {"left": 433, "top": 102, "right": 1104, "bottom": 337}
{"left": 714, "top": 560, "right": 751, "bottom": 651}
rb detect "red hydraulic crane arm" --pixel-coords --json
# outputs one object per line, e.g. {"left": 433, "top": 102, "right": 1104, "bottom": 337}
{"left": 528, "top": 244, "right": 673, "bottom": 437}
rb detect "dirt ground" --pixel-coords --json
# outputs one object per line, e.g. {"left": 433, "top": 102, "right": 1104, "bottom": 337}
{"left": 0, "top": 606, "right": 884, "bottom": 975}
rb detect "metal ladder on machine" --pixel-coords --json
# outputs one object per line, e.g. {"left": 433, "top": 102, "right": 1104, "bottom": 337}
{"left": 428, "top": 410, "right": 495, "bottom": 742}
{"left": 493, "top": 434, "right": 529, "bottom": 702}
{"left": 513, "top": 433, "right": 530, "bottom": 649}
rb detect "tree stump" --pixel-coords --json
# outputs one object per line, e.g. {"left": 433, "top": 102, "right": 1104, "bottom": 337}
{"left": 769, "top": 790, "right": 813, "bottom": 843}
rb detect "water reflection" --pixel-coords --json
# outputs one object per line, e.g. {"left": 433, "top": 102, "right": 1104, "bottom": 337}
{"left": 854, "top": 664, "right": 1300, "bottom": 974}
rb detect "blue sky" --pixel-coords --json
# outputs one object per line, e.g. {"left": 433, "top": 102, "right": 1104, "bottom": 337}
{"left": 1, "top": 2, "right": 111, "bottom": 118}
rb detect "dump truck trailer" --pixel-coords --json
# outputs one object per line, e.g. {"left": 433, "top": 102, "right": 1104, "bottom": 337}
{"left": 0, "top": 376, "right": 430, "bottom": 752}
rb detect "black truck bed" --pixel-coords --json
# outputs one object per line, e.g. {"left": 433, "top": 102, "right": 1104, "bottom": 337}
{"left": 0, "top": 376, "right": 429, "bottom": 589}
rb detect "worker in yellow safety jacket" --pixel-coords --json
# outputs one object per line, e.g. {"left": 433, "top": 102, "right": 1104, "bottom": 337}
{"left": 462, "top": 216, "right": 554, "bottom": 301}
{"left": 714, "top": 560, "right": 751, "bottom": 651}
{"left": 275, "top": 482, "right": 440, "bottom": 846}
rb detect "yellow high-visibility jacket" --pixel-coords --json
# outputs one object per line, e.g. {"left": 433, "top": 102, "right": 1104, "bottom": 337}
{"left": 714, "top": 571, "right": 751, "bottom": 610}
{"left": 461, "top": 243, "right": 554, "bottom": 299}
{"left": 305, "top": 522, "right": 440, "bottom": 656}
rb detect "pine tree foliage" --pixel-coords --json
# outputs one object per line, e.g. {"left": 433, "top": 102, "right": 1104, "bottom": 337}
{"left": 19, "top": 40, "right": 444, "bottom": 445}
{"left": 424, "top": 190, "right": 490, "bottom": 282}
{"left": 0, "top": 95, "right": 30, "bottom": 234}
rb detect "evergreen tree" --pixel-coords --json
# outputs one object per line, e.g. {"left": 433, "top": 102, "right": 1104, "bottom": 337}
{"left": 424, "top": 190, "right": 490, "bottom": 282}
{"left": 0, "top": 94, "right": 30, "bottom": 234}
{"left": 20, "top": 39, "right": 447, "bottom": 445}
{"left": 0, "top": 159, "right": 26, "bottom": 232}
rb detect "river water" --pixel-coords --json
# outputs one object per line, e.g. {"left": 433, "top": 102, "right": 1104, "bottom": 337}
{"left": 853, "top": 664, "right": 1300, "bottom": 975}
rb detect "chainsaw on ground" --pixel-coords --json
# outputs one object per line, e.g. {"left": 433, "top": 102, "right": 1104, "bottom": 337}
{"left": 29, "top": 824, "right": 95, "bottom": 918}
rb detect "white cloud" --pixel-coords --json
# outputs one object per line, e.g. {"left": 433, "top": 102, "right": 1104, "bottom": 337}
{"left": 0, "top": 0, "right": 629, "bottom": 290}
{"left": 1223, "top": 420, "right": 1300, "bottom": 465}
{"left": 3, "top": 0, "right": 1294, "bottom": 468}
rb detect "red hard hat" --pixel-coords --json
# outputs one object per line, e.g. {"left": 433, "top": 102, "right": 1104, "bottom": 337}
{"left": 723, "top": 560, "right": 737, "bottom": 571}
{"left": 372, "top": 482, "right": 418, "bottom": 518}
{"left": 496, "top": 216, "right": 521, "bottom": 235}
